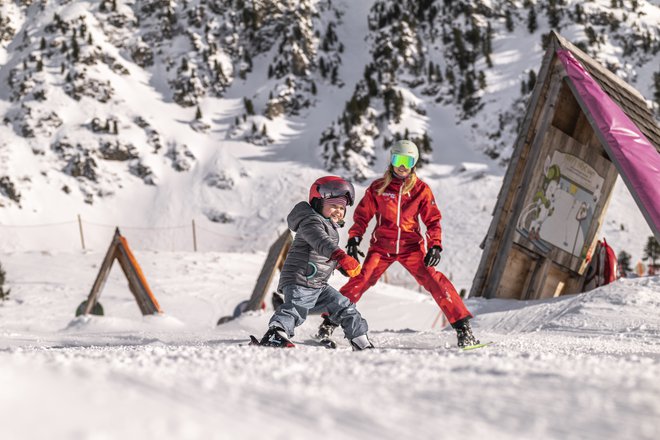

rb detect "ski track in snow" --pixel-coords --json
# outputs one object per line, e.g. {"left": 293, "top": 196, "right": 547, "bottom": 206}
{"left": 1, "top": 251, "right": 659, "bottom": 440}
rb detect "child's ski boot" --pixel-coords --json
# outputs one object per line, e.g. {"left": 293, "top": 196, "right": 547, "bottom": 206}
{"left": 253, "top": 327, "right": 295, "bottom": 348}
{"left": 350, "top": 334, "right": 374, "bottom": 351}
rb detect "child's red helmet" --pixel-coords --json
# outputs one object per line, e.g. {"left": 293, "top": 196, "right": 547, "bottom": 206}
{"left": 309, "top": 176, "right": 355, "bottom": 207}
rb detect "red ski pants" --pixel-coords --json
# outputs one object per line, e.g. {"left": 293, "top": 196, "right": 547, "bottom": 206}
{"left": 339, "top": 247, "right": 472, "bottom": 324}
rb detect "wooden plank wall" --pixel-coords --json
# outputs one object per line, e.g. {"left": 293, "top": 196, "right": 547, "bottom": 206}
{"left": 472, "top": 58, "right": 567, "bottom": 299}
{"left": 496, "top": 77, "right": 619, "bottom": 300}
{"left": 469, "top": 40, "right": 562, "bottom": 298}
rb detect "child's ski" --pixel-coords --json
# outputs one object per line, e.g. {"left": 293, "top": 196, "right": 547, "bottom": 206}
{"left": 247, "top": 335, "right": 295, "bottom": 348}
{"left": 317, "top": 338, "right": 337, "bottom": 349}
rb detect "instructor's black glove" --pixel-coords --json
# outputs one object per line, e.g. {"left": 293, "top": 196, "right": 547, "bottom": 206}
{"left": 424, "top": 245, "right": 442, "bottom": 267}
{"left": 346, "top": 236, "right": 365, "bottom": 263}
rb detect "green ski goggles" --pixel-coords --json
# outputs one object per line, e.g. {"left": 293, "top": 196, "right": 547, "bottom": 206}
{"left": 391, "top": 154, "right": 416, "bottom": 169}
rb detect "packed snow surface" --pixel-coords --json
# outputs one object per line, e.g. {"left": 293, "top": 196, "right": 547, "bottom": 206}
{"left": 1, "top": 250, "right": 659, "bottom": 440}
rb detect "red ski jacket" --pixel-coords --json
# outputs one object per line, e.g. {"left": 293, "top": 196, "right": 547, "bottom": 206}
{"left": 349, "top": 175, "right": 442, "bottom": 255}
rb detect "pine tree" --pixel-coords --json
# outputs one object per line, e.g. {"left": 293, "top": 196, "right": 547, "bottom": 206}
{"left": 421, "top": 132, "right": 431, "bottom": 153}
{"left": 574, "top": 4, "right": 584, "bottom": 24}
{"left": 505, "top": 10, "right": 514, "bottom": 32}
{"left": 40, "top": 37, "right": 47, "bottom": 50}
{"left": 0, "top": 261, "right": 10, "bottom": 302}
{"left": 548, "top": 0, "right": 561, "bottom": 29}
{"left": 617, "top": 250, "right": 632, "bottom": 276}
{"left": 452, "top": 28, "right": 468, "bottom": 71}
{"left": 653, "top": 71, "right": 660, "bottom": 114}
{"left": 478, "top": 71, "right": 487, "bottom": 89}
{"left": 71, "top": 35, "right": 80, "bottom": 61}
{"left": 527, "top": 69, "right": 537, "bottom": 92}
{"left": 642, "top": 236, "right": 660, "bottom": 270}
{"left": 244, "top": 98, "right": 255, "bottom": 115}
{"left": 393, "top": 91, "right": 404, "bottom": 123}
{"left": 195, "top": 105, "right": 203, "bottom": 120}
{"left": 527, "top": 7, "right": 538, "bottom": 34}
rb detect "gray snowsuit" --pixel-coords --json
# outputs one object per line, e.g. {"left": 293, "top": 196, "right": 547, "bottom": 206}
{"left": 270, "top": 202, "right": 368, "bottom": 339}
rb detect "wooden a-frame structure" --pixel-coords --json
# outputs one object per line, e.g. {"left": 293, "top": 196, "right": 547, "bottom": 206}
{"left": 80, "top": 228, "right": 162, "bottom": 316}
{"left": 470, "top": 32, "right": 660, "bottom": 300}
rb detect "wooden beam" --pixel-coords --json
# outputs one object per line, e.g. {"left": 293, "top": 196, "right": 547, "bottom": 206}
{"left": 479, "top": 63, "right": 566, "bottom": 299}
{"left": 83, "top": 230, "right": 119, "bottom": 314}
{"left": 115, "top": 234, "right": 161, "bottom": 315}
{"left": 245, "top": 230, "right": 293, "bottom": 312}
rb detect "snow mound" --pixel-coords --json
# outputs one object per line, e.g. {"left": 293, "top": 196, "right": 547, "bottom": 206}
{"left": 473, "top": 276, "right": 660, "bottom": 337}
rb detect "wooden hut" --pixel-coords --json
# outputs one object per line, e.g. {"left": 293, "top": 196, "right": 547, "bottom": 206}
{"left": 470, "top": 31, "right": 660, "bottom": 300}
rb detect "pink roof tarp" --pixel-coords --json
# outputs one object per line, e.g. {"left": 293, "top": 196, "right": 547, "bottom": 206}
{"left": 557, "top": 49, "right": 660, "bottom": 241}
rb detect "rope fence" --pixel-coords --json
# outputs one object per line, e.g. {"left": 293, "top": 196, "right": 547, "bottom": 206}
{"left": 0, "top": 215, "right": 245, "bottom": 252}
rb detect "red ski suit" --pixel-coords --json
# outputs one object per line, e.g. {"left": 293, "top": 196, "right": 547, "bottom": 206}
{"left": 340, "top": 175, "right": 472, "bottom": 324}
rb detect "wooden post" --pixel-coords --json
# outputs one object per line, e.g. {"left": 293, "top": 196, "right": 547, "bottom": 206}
{"left": 77, "top": 214, "right": 86, "bottom": 250}
{"left": 192, "top": 219, "right": 198, "bottom": 252}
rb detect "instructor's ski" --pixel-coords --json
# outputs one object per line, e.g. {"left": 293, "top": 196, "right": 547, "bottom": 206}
{"left": 460, "top": 341, "right": 493, "bottom": 351}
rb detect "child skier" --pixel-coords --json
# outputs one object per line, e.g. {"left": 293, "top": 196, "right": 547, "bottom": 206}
{"left": 316, "top": 140, "right": 481, "bottom": 348}
{"left": 254, "top": 176, "right": 374, "bottom": 350}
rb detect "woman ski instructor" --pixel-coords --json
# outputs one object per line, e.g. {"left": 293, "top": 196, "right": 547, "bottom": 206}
{"left": 317, "top": 139, "right": 480, "bottom": 348}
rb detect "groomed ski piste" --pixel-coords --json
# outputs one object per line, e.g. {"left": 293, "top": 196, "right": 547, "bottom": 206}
{"left": 1, "top": 250, "right": 659, "bottom": 440}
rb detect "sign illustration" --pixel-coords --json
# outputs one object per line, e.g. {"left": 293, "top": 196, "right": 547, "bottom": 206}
{"left": 517, "top": 151, "right": 604, "bottom": 257}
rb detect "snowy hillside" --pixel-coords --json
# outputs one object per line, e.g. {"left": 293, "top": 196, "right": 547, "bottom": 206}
{"left": 0, "top": 1, "right": 657, "bottom": 267}
{"left": 0, "top": 250, "right": 659, "bottom": 439}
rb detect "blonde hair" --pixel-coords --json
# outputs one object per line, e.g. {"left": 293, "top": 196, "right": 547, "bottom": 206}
{"left": 376, "top": 166, "right": 417, "bottom": 196}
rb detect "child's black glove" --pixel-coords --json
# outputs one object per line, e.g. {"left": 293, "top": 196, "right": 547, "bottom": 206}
{"left": 346, "top": 236, "right": 365, "bottom": 263}
{"left": 424, "top": 245, "right": 442, "bottom": 267}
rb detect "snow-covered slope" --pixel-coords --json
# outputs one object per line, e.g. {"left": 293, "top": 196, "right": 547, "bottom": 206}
{"left": 1, "top": 2, "right": 659, "bottom": 439}
{"left": 0, "top": 250, "right": 659, "bottom": 439}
